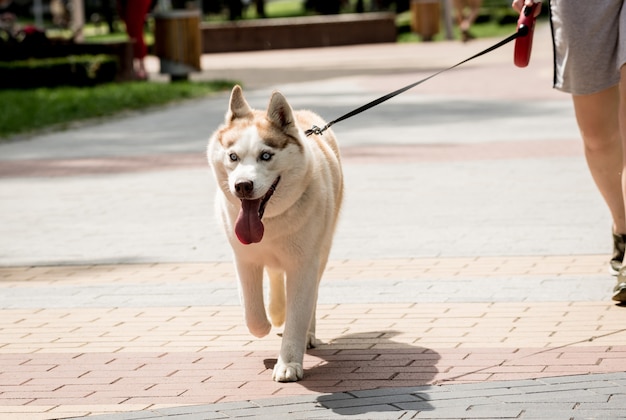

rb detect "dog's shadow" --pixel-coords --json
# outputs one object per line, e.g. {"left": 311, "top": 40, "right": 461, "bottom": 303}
{"left": 264, "top": 330, "right": 438, "bottom": 416}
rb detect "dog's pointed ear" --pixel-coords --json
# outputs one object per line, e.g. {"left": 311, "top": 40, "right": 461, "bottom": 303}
{"left": 266, "top": 91, "right": 298, "bottom": 136}
{"left": 226, "top": 85, "right": 252, "bottom": 122}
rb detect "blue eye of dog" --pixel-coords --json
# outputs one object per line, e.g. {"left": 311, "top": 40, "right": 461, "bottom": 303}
{"left": 229, "top": 153, "right": 238, "bottom": 162}
{"left": 260, "top": 152, "right": 273, "bottom": 161}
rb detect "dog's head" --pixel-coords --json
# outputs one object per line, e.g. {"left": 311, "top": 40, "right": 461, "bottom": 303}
{"left": 208, "top": 85, "right": 308, "bottom": 244}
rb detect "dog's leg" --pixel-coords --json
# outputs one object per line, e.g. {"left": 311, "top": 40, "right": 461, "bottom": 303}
{"left": 307, "top": 306, "right": 320, "bottom": 349}
{"left": 272, "top": 261, "right": 319, "bottom": 382}
{"left": 267, "top": 268, "right": 286, "bottom": 327}
{"left": 307, "top": 259, "right": 328, "bottom": 349}
{"left": 236, "top": 261, "right": 271, "bottom": 338}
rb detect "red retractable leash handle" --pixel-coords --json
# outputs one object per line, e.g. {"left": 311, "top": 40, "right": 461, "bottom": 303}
{"left": 514, "top": 2, "right": 541, "bottom": 68}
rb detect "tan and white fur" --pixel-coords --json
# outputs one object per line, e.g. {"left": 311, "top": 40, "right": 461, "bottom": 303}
{"left": 207, "top": 85, "right": 343, "bottom": 382}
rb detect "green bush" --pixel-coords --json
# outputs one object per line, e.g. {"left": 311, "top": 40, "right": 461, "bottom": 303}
{"left": 0, "top": 54, "right": 118, "bottom": 89}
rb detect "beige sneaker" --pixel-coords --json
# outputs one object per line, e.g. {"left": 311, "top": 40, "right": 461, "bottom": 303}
{"left": 610, "top": 231, "right": 626, "bottom": 275}
{"left": 613, "top": 267, "right": 626, "bottom": 303}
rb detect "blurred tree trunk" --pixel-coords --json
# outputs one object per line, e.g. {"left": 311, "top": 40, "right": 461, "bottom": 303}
{"left": 255, "top": 0, "right": 265, "bottom": 17}
{"left": 227, "top": 0, "right": 243, "bottom": 20}
{"left": 305, "top": 0, "right": 341, "bottom": 15}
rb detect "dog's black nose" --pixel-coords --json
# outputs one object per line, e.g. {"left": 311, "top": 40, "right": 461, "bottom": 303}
{"left": 235, "top": 180, "right": 254, "bottom": 196}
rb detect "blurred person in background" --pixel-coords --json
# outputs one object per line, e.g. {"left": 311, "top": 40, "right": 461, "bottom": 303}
{"left": 454, "top": 0, "right": 482, "bottom": 42}
{"left": 117, "top": 0, "right": 153, "bottom": 80}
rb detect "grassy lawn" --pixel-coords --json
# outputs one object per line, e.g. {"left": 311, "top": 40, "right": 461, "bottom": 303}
{"left": 0, "top": 80, "right": 235, "bottom": 140}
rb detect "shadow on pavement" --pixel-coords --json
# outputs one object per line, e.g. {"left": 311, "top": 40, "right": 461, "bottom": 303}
{"left": 265, "top": 330, "right": 438, "bottom": 416}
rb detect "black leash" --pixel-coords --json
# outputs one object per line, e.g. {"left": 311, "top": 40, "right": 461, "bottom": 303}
{"left": 305, "top": 28, "right": 528, "bottom": 137}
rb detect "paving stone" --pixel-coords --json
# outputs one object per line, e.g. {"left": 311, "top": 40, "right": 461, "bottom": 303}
{"left": 316, "top": 394, "right": 421, "bottom": 409}
{"left": 84, "top": 412, "right": 168, "bottom": 420}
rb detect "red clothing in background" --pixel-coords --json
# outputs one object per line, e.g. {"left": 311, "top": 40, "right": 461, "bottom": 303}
{"left": 118, "top": 0, "right": 152, "bottom": 60}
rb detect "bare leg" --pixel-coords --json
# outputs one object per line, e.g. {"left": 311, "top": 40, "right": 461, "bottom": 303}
{"left": 572, "top": 85, "right": 625, "bottom": 234}
{"left": 462, "top": 0, "right": 482, "bottom": 31}
{"left": 614, "top": 65, "right": 626, "bottom": 301}
{"left": 452, "top": 0, "right": 465, "bottom": 27}
{"left": 620, "top": 65, "right": 626, "bottom": 203}
{"left": 453, "top": 0, "right": 481, "bottom": 41}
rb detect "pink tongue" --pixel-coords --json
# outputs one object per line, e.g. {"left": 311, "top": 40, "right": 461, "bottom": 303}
{"left": 235, "top": 199, "right": 264, "bottom": 244}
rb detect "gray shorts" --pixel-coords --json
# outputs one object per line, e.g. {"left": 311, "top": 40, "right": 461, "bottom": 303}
{"left": 549, "top": 0, "right": 626, "bottom": 95}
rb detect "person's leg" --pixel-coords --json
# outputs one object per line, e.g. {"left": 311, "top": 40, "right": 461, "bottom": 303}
{"left": 572, "top": 85, "right": 626, "bottom": 278}
{"left": 121, "top": 0, "right": 151, "bottom": 78}
{"left": 614, "top": 65, "right": 626, "bottom": 300}
{"left": 620, "top": 64, "right": 626, "bottom": 178}
{"left": 572, "top": 86, "right": 624, "bottom": 234}
{"left": 455, "top": 0, "right": 481, "bottom": 41}
{"left": 463, "top": 0, "right": 482, "bottom": 28}
{"left": 452, "top": 0, "right": 465, "bottom": 26}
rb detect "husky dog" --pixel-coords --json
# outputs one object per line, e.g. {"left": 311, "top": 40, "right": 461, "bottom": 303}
{"left": 207, "top": 85, "right": 344, "bottom": 382}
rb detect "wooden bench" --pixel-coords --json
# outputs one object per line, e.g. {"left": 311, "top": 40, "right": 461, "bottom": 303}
{"left": 200, "top": 12, "right": 397, "bottom": 53}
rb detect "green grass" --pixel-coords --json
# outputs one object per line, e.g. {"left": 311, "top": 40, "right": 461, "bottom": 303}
{"left": 0, "top": 80, "right": 235, "bottom": 139}
{"left": 243, "top": 0, "right": 311, "bottom": 19}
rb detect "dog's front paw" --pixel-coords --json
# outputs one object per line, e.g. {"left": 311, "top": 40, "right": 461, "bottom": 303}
{"left": 272, "top": 359, "right": 303, "bottom": 382}
{"left": 247, "top": 319, "right": 272, "bottom": 338}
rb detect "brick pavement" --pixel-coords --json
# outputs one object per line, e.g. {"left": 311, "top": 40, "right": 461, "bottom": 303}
{"left": 0, "top": 258, "right": 625, "bottom": 418}
{"left": 2, "top": 23, "right": 626, "bottom": 419}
